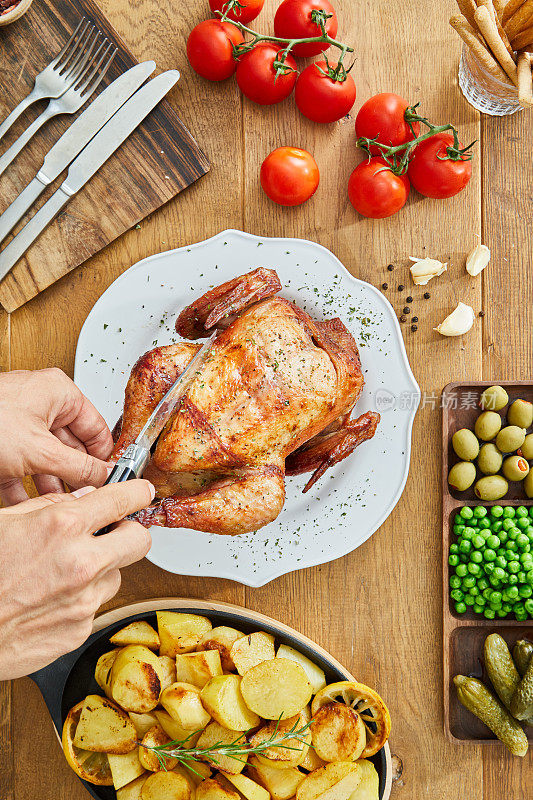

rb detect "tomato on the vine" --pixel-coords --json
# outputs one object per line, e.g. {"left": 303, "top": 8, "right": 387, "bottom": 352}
{"left": 260, "top": 147, "right": 319, "bottom": 206}
{"left": 407, "top": 133, "right": 472, "bottom": 198}
{"left": 295, "top": 61, "right": 355, "bottom": 123}
{"left": 355, "top": 93, "right": 420, "bottom": 154}
{"left": 236, "top": 43, "right": 297, "bottom": 105}
{"left": 348, "top": 158, "right": 410, "bottom": 219}
{"left": 209, "top": 0, "right": 265, "bottom": 24}
{"left": 274, "top": 0, "right": 338, "bottom": 57}
{"left": 187, "top": 20, "right": 243, "bottom": 81}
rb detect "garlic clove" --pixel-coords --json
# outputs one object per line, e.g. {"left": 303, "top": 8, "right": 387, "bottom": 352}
{"left": 409, "top": 257, "right": 447, "bottom": 285}
{"left": 466, "top": 244, "right": 491, "bottom": 276}
{"left": 434, "top": 302, "right": 475, "bottom": 336}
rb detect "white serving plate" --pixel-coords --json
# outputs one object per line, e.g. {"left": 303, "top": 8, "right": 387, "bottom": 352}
{"left": 75, "top": 229, "right": 419, "bottom": 586}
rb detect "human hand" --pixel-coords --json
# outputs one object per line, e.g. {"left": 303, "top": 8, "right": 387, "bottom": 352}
{"left": 0, "top": 479, "right": 154, "bottom": 680}
{"left": 0, "top": 368, "right": 114, "bottom": 506}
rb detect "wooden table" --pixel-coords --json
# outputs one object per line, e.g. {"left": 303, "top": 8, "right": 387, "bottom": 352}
{"left": 0, "top": 0, "right": 531, "bottom": 797}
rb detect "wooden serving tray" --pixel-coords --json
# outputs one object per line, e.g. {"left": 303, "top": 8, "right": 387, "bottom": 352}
{"left": 0, "top": 0, "right": 210, "bottom": 312}
{"left": 442, "top": 381, "right": 533, "bottom": 745}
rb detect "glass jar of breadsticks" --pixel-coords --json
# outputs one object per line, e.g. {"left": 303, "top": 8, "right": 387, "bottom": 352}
{"left": 450, "top": 0, "right": 533, "bottom": 115}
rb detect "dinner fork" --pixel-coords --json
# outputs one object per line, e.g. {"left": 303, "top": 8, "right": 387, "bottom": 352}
{"left": 0, "top": 19, "right": 98, "bottom": 143}
{"left": 0, "top": 37, "right": 117, "bottom": 178}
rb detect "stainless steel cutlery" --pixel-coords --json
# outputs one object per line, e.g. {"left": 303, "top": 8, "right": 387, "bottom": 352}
{"left": 0, "top": 70, "right": 180, "bottom": 282}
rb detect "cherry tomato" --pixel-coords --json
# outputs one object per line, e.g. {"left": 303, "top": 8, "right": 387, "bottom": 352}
{"left": 407, "top": 133, "right": 472, "bottom": 199}
{"left": 260, "top": 147, "right": 320, "bottom": 206}
{"left": 355, "top": 93, "right": 420, "bottom": 155}
{"left": 348, "top": 157, "right": 410, "bottom": 219}
{"left": 209, "top": 0, "right": 265, "bottom": 24}
{"left": 295, "top": 61, "right": 356, "bottom": 123}
{"left": 187, "top": 20, "right": 243, "bottom": 81}
{"left": 236, "top": 43, "right": 297, "bottom": 105}
{"left": 274, "top": 0, "right": 338, "bottom": 57}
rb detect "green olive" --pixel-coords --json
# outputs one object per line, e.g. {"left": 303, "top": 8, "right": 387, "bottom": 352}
{"left": 448, "top": 462, "right": 477, "bottom": 492}
{"left": 519, "top": 433, "right": 533, "bottom": 460}
{"left": 480, "top": 385, "right": 509, "bottom": 411}
{"left": 524, "top": 470, "right": 533, "bottom": 499}
{"left": 452, "top": 428, "right": 480, "bottom": 461}
{"left": 507, "top": 399, "right": 533, "bottom": 430}
{"left": 477, "top": 443, "right": 503, "bottom": 475}
{"left": 474, "top": 475, "right": 508, "bottom": 501}
{"left": 502, "top": 455, "right": 530, "bottom": 482}
{"left": 495, "top": 425, "right": 526, "bottom": 453}
{"left": 474, "top": 411, "right": 502, "bottom": 442}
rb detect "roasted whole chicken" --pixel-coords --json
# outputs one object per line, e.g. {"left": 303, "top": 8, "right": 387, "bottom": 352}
{"left": 112, "top": 269, "right": 379, "bottom": 535}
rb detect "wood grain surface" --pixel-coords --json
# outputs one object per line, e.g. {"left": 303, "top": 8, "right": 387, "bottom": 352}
{"left": 1, "top": 0, "right": 532, "bottom": 798}
{"left": 0, "top": 0, "right": 209, "bottom": 312}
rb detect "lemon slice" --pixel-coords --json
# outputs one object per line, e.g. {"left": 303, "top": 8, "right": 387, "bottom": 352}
{"left": 62, "top": 701, "right": 113, "bottom": 786}
{"left": 311, "top": 681, "right": 390, "bottom": 757}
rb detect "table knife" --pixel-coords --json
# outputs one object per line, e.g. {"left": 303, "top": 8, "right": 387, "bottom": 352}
{"left": 0, "top": 61, "right": 156, "bottom": 246}
{"left": 94, "top": 333, "right": 217, "bottom": 536}
{"left": 0, "top": 70, "right": 179, "bottom": 282}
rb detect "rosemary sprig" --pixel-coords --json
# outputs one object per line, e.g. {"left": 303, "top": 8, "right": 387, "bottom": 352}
{"left": 140, "top": 716, "right": 313, "bottom": 772}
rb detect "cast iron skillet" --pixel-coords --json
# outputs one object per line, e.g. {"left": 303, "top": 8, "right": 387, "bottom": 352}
{"left": 29, "top": 599, "right": 392, "bottom": 800}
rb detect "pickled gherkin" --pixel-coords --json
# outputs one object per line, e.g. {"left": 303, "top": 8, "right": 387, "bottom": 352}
{"left": 484, "top": 634, "right": 520, "bottom": 709}
{"left": 513, "top": 640, "right": 533, "bottom": 677}
{"left": 510, "top": 657, "right": 533, "bottom": 722}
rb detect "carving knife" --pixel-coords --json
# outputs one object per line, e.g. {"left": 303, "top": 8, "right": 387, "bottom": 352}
{"left": 0, "top": 69, "right": 180, "bottom": 282}
{"left": 0, "top": 61, "right": 156, "bottom": 245}
{"left": 94, "top": 332, "right": 217, "bottom": 536}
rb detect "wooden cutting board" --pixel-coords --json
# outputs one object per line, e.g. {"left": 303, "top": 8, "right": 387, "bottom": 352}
{"left": 0, "top": 0, "right": 210, "bottom": 312}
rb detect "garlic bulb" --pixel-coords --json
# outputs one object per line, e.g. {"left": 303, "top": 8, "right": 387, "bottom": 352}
{"left": 434, "top": 303, "right": 475, "bottom": 336}
{"left": 409, "top": 257, "right": 447, "bottom": 285}
{"left": 466, "top": 244, "right": 491, "bottom": 276}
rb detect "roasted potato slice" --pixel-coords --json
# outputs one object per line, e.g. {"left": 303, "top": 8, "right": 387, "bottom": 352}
{"left": 175, "top": 650, "right": 223, "bottom": 688}
{"left": 117, "top": 774, "right": 148, "bottom": 800}
{"left": 196, "top": 722, "right": 248, "bottom": 774}
{"left": 129, "top": 712, "right": 160, "bottom": 739}
{"left": 157, "top": 612, "right": 212, "bottom": 656}
{"left": 311, "top": 703, "right": 366, "bottom": 762}
{"left": 62, "top": 701, "right": 113, "bottom": 786}
{"left": 110, "top": 646, "right": 164, "bottom": 714}
{"left": 160, "top": 682, "right": 211, "bottom": 730}
{"left": 154, "top": 710, "right": 201, "bottom": 746}
{"left": 72, "top": 695, "right": 137, "bottom": 754}
{"left": 299, "top": 747, "right": 325, "bottom": 772}
{"left": 241, "top": 658, "right": 312, "bottom": 720}
{"left": 201, "top": 674, "right": 260, "bottom": 730}
{"left": 311, "top": 682, "right": 390, "bottom": 758}
{"left": 223, "top": 772, "right": 271, "bottom": 800}
{"left": 276, "top": 645, "right": 326, "bottom": 693}
{"left": 249, "top": 709, "right": 311, "bottom": 768}
{"left": 231, "top": 633, "right": 276, "bottom": 676}
{"left": 247, "top": 755, "right": 305, "bottom": 800}
{"left": 196, "top": 777, "right": 241, "bottom": 800}
{"left": 108, "top": 748, "right": 145, "bottom": 790}
{"left": 349, "top": 760, "right": 379, "bottom": 800}
{"left": 110, "top": 621, "right": 160, "bottom": 651}
{"left": 95, "top": 649, "right": 121, "bottom": 694}
{"left": 159, "top": 656, "right": 177, "bottom": 691}
{"left": 296, "top": 762, "right": 361, "bottom": 800}
{"left": 175, "top": 760, "right": 212, "bottom": 785}
{"left": 139, "top": 725, "right": 177, "bottom": 772}
{"left": 141, "top": 770, "right": 192, "bottom": 800}
{"left": 198, "top": 626, "right": 245, "bottom": 672}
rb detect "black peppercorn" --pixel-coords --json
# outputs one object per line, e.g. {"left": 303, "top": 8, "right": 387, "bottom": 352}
{"left": 387, "top": 264, "right": 394, "bottom": 271}
{"left": 411, "top": 324, "right": 418, "bottom": 332}
{"left": 406, "top": 296, "right": 413, "bottom": 303}
{"left": 382, "top": 283, "right": 388, "bottom": 290}
{"left": 412, "top": 316, "right": 419, "bottom": 323}
{"left": 479, "top": 310, "right": 485, "bottom": 317}
{"left": 423, "top": 291, "right": 430, "bottom": 299}
{"left": 398, "top": 284, "right": 404, "bottom": 291}
{"left": 403, "top": 306, "right": 410, "bottom": 314}
{"left": 399, "top": 315, "right": 407, "bottom": 322}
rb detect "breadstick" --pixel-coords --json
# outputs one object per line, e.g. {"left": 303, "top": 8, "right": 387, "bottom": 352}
{"left": 456, "top": 0, "right": 479, "bottom": 28}
{"left": 478, "top": 0, "right": 498, "bottom": 23}
{"left": 505, "top": 0, "right": 533, "bottom": 38}
{"left": 479, "top": 0, "right": 516, "bottom": 52}
{"left": 493, "top": 0, "right": 507, "bottom": 20}
{"left": 475, "top": 5, "right": 519, "bottom": 81}
{"left": 450, "top": 14, "right": 514, "bottom": 82}
{"left": 502, "top": 0, "right": 524, "bottom": 25}
{"left": 517, "top": 50, "right": 533, "bottom": 102}
{"left": 512, "top": 24, "right": 533, "bottom": 47}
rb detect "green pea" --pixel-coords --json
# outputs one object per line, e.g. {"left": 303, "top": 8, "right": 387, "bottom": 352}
{"left": 492, "top": 521, "right": 504, "bottom": 533}
{"left": 503, "top": 507, "right": 516, "bottom": 518}
{"left": 469, "top": 586, "right": 480, "bottom": 597}
{"left": 464, "top": 595, "right": 475, "bottom": 606}
{"left": 482, "top": 587, "right": 493, "bottom": 600}
{"left": 519, "top": 585, "right": 532, "bottom": 598}
{"left": 524, "top": 598, "right": 533, "bottom": 615}
{"left": 517, "top": 533, "right": 529, "bottom": 548}
{"left": 496, "top": 425, "right": 526, "bottom": 453}
{"left": 449, "top": 554, "right": 460, "bottom": 566}
{"left": 518, "top": 571, "right": 527, "bottom": 583}
{"left": 455, "top": 601, "right": 467, "bottom": 614}
{"left": 468, "top": 563, "right": 481, "bottom": 576}
{"left": 484, "top": 608, "right": 496, "bottom": 619}
{"left": 484, "top": 549, "right": 497, "bottom": 562}
{"left": 502, "top": 602, "right": 512, "bottom": 613}
{"left": 460, "top": 506, "right": 474, "bottom": 520}
{"left": 493, "top": 567, "right": 507, "bottom": 580}
{"left": 454, "top": 513, "right": 463, "bottom": 525}
{"left": 516, "top": 506, "right": 529, "bottom": 518}
{"left": 480, "top": 385, "right": 508, "bottom": 411}
{"left": 463, "top": 576, "right": 476, "bottom": 588}
{"left": 450, "top": 575, "right": 462, "bottom": 589}
{"left": 478, "top": 577, "right": 489, "bottom": 590}
{"left": 463, "top": 526, "right": 477, "bottom": 539}
{"left": 490, "top": 505, "right": 504, "bottom": 518}
{"left": 451, "top": 589, "right": 464, "bottom": 602}
{"left": 508, "top": 574, "right": 518, "bottom": 585}
{"left": 474, "top": 604, "right": 485, "bottom": 614}
{"left": 516, "top": 518, "right": 529, "bottom": 530}
{"left": 497, "top": 609, "right": 508, "bottom": 618}
{"left": 478, "top": 518, "right": 491, "bottom": 530}
{"left": 502, "top": 518, "right": 515, "bottom": 531}
{"left": 508, "top": 560, "right": 520, "bottom": 574}
{"left": 456, "top": 564, "right": 468, "bottom": 577}
{"left": 476, "top": 596, "right": 486, "bottom": 607}
{"left": 452, "top": 428, "right": 480, "bottom": 461}
{"left": 472, "top": 535, "right": 485, "bottom": 549}
{"left": 486, "top": 534, "right": 500, "bottom": 549}
{"left": 527, "top": 569, "right": 533, "bottom": 584}
{"left": 459, "top": 540, "right": 472, "bottom": 554}
{"left": 507, "top": 398, "right": 533, "bottom": 429}
{"left": 473, "top": 505, "right": 487, "bottom": 518}
{"left": 453, "top": 524, "right": 465, "bottom": 535}
{"left": 489, "top": 591, "right": 502, "bottom": 604}
{"left": 507, "top": 586, "right": 519, "bottom": 600}
{"left": 471, "top": 549, "right": 483, "bottom": 563}
{"left": 484, "top": 562, "right": 496, "bottom": 575}
{"left": 450, "top": 543, "right": 459, "bottom": 554}
{"left": 508, "top": 527, "right": 520, "bottom": 539}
